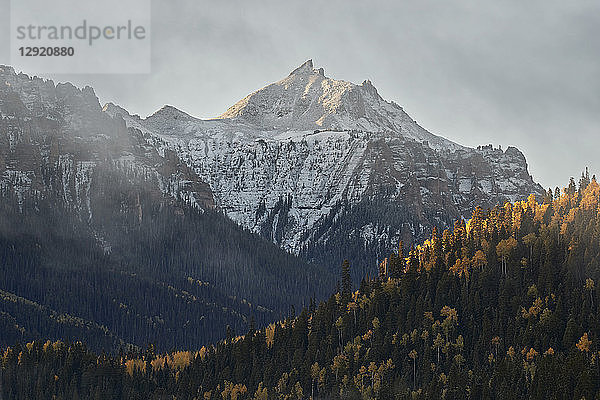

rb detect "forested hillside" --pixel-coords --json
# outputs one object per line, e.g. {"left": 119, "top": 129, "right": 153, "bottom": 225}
{"left": 2, "top": 173, "right": 600, "bottom": 399}
{"left": 0, "top": 66, "right": 336, "bottom": 352}
{"left": 0, "top": 163, "right": 334, "bottom": 351}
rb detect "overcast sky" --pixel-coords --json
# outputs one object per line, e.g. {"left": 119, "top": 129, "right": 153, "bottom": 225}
{"left": 1, "top": 0, "right": 598, "bottom": 189}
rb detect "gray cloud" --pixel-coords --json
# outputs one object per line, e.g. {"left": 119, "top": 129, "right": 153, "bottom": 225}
{"left": 0, "top": 0, "right": 598, "bottom": 188}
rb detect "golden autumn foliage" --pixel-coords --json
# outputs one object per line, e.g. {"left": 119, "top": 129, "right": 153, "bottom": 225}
{"left": 507, "top": 346, "right": 516, "bottom": 360}
{"left": 526, "top": 347, "right": 538, "bottom": 361}
{"left": 376, "top": 179, "right": 600, "bottom": 281}
{"left": 221, "top": 381, "right": 248, "bottom": 400}
{"left": 125, "top": 351, "right": 195, "bottom": 376}
{"left": 125, "top": 359, "right": 145, "bottom": 376}
{"left": 577, "top": 333, "right": 592, "bottom": 353}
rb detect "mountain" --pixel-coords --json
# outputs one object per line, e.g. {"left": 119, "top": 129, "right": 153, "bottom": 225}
{"left": 107, "top": 60, "right": 543, "bottom": 280}
{"left": 0, "top": 65, "right": 335, "bottom": 350}
{"left": 0, "top": 59, "right": 543, "bottom": 350}
{"left": 219, "top": 59, "right": 460, "bottom": 151}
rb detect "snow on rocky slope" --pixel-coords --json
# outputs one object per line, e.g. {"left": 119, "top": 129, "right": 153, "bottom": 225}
{"left": 0, "top": 65, "right": 214, "bottom": 227}
{"left": 220, "top": 60, "right": 462, "bottom": 152}
{"left": 105, "top": 60, "right": 543, "bottom": 271}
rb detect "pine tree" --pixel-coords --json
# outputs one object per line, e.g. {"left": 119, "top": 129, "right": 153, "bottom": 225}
{"left": 341, "top": 260, "right": 352, "bottom": 303}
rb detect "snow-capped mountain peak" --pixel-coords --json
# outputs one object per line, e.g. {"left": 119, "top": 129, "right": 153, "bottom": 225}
{"left": 218, "top": 60, "right": 462, "bottom": 151}
{"left": 288, "top": 59, "right": 321, "bottom": 76}
{"left": 97, "top": 60, "right": 543, "bottom": 265}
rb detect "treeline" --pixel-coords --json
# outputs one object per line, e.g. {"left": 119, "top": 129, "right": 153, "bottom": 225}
{"left": 2, "top": 173, "right": 600, "bottom": 399}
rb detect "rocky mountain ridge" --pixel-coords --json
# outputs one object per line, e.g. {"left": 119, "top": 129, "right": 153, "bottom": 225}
{"left": 105, "top": 60, "right": 543, "bottom": 274}
{"left": 0, "top": 65, "right": 214, "bottom": 219}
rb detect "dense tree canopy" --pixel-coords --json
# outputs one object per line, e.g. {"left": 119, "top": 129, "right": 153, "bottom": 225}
{"left": 2, "top": 174, "right": 600, "bottom": 399}
{"left": 0, "top": 164, "right": 334, "bottom": 352}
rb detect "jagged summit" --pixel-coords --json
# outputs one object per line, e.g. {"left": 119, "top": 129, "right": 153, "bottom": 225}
{"left": 289, "top": 59, "right": 312, "bottom": 75}
{"left": 131, "top": 59, "right": 461, "bottom": 150}
{"left": 287, "top": 59, "right": 325, "bottom": 77}
{"left": 148, "top": 105, "right": 194, "bottom": 120}
{"left": 102, "top": 102, "right": 130, "bottom": 117}
{"left": 218, "top": 60, "right": 462, "bottom": 150}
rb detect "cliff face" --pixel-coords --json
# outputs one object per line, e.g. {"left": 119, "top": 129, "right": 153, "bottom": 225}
{"left": 0, "top": 65, "right": 214, "bottom": 226}
{"left": 106, "top": 60, "right": 543, "bottom": 273}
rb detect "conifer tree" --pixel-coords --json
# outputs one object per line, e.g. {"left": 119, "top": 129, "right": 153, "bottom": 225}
{"left": 341, "top": 260, "right": 352, "bottom": 303}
